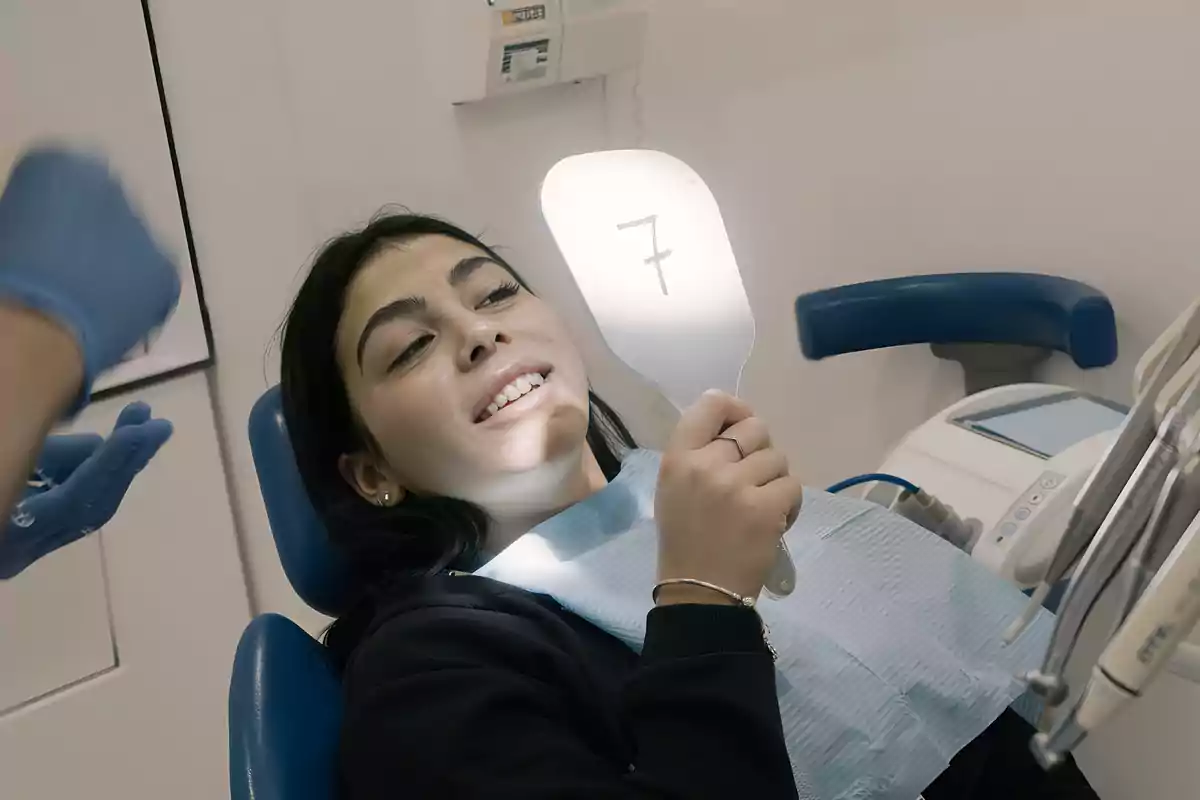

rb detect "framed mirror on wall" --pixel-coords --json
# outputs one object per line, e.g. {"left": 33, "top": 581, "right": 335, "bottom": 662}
{"left": 2, "top": 0, "right": 214, "bottom": 400}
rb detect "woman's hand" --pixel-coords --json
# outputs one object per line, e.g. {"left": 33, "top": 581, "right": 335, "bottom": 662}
{"left": 654, "top": 391, "right": 804, "bottom": 605}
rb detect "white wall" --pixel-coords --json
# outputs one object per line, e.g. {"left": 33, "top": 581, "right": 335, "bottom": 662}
{"left": 1, "top": 374, "right": 249, "bottom": 800}
{"left": 151, "top": 1, "right": 1200, "bottom": 796}
{"left": 648, "top": 0, "right": 1200, "bottom": 485}
{"left": 4, "top": 4, "right": 250, "bottom": 797}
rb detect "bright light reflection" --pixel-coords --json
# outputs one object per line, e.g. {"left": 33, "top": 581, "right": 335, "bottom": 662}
{"left": 541, "top": 150, "right": 756, "bottom": 407}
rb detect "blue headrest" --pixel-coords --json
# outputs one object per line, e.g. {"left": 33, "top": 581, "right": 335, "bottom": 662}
{"left": 795, "top": 273, "right": 1118, "bottom": 369}
{"left": 249, "top": 386, "right": 352, "bottom": 617}
{"left": 229, "top": 614, "right": 343, "bottom": 800}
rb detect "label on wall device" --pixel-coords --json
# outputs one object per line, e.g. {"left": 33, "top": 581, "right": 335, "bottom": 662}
{"left": 501, "top": 5, "right": 548, "bottom": 26}
{"left": 502, "top": 39, "right": 552, "bottom": 83}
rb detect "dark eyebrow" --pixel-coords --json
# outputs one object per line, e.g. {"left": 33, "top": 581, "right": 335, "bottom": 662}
{"left": 449, "top": 256, "right": 498, "bottom": 287}
{"left": 356, "top": 296, "right": 427, "bottom": 369}
{"left": 355, "top": 257, "right": 502, "bottom": 369}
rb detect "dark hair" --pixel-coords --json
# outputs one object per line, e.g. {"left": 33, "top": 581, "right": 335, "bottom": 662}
{"left": 280, "top": 212, "right": 635, "bottom": 655}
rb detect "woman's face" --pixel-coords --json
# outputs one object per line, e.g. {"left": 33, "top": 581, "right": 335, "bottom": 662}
{"left": 335, "top": 234, "right": 593, "bottom": 507}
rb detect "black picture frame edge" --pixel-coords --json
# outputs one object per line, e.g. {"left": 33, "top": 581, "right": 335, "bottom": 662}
{"left": 92, "top": 0, "right": 216, "bottom": 403}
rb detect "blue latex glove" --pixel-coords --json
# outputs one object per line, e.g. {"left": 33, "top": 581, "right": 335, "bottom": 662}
{"left": 0, "top": 146, "right": 180, "bottom": 402}
{"left": 2, "top": 402, "right": 173, "bottom": 579}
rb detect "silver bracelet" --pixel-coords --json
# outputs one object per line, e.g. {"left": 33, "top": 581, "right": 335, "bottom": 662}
{"left": 652, "top": 579, "right": 778, "bottom": 662}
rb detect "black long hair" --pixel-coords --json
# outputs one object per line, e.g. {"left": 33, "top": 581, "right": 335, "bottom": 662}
{"left": 279, "top": 212, "right": 635, "bottom": 657}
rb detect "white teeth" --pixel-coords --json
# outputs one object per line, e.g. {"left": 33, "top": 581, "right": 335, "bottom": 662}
{"left": 482, "top": 372, "right": 546, "bottom": 420}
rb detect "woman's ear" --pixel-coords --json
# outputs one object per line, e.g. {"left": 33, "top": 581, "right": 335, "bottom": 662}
{"left": 338, "top": 452, "right": 407, "bottom": 507}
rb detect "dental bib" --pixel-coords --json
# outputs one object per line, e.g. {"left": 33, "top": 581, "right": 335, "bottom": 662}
{"left": 477, "top": 450, "right": 1052, "bottom": 800}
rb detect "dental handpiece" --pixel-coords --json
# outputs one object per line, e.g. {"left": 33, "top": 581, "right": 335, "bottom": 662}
{"left": 1004, "top": 371, "right": 1167, "bottom": 646}
{"left": 1027, "top": 416, "right": 1186, "bottom": 704}
{"left": 1029, "top": 373, "right": 1200, "bottom": 701}
{"left": 1033, "top": 508, "right": 1200, "bottom": 767}
{"left": 1042, "top": 425, "right": 1153, "bottom": 593}
{"left": 1039, "top": 306, "right": 1200, "bottom": 597}
{"left": 1113, "top": 462, "right": 1199, "bottom": 627}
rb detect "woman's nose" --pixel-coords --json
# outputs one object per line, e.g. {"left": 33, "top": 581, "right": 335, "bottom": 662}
{"left": 457, "top": 321, "right": 510, "bottom": 370}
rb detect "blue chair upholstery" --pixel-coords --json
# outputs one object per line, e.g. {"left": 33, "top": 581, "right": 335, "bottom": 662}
{"left": 247, "top": 386, "right": 352, "bottom": 618}
{"left": 795, "top": 273, "right": 1118, "bottom": 369}
{"left": 229, "top": 614, "right": 343, "bottom": 800}
{"left": 229, "top": 386, "right": 350, "bottom": 800}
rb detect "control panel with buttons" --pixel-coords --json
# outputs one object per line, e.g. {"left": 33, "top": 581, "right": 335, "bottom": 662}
{"left": 993, "top": 471, "right": 1067, "bottom": 546}
{"left": 970, "top": 470, "right": 1074, "bottom": 584}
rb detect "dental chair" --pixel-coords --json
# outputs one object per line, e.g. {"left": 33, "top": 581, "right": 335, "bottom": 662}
{"left": 227, "top": 274, "right": 1115, "bottom": 800}
{"left": 229, "top": 386, "right": 354, "bottom": 800}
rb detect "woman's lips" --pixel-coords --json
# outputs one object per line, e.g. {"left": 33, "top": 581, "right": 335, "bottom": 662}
{"left": 476, "top": 376, "right": 549, "bottom": 425}
{"left": 474, "top": 368, "right": 552, "bottom": 423}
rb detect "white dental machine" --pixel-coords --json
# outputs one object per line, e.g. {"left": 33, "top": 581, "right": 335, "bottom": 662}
{"left": 878, "top": 385, "right": 1128, "bottom": 589}
{"left": 799, "top": 275, "right": 1200, "bottom": 767}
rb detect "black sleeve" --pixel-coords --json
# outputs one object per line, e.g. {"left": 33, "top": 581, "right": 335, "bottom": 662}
{"left": 339, "top": 603, "right": 798, "bottom": 800}
{"left": 923, "top": 710, "right": 1099, "bottom": 800}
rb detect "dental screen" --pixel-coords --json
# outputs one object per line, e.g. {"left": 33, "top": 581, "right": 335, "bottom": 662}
{"left": 966, "top": 396, "right": 1128, "bottom": 459}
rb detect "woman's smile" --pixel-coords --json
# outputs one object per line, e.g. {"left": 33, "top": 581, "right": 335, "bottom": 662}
{"left": 474, "top": 367, "right": 552, "bottom": 423}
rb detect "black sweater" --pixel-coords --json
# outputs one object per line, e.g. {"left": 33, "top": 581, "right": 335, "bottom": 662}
{"left": 337, "top": 574, "right": 1097, "bottom": 800}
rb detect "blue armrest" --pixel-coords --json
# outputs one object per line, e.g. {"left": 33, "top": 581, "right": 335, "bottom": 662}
{"left": 229, "top": 614, "right": 343, "bottom": 800}
{"left": 795, "top": 273, "right": 1118, "bottom": 369}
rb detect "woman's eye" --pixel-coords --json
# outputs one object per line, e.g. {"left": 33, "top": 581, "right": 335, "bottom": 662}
{"left": 388, "top": 334, "right": 433, "bottom": 372}
{"left": 479, "top": 281, "right": 521, "bottom": 308}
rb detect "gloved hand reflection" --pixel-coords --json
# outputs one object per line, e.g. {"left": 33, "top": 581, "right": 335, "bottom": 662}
{"left": 2, "top": 402, "right": 173, "bottom": 579}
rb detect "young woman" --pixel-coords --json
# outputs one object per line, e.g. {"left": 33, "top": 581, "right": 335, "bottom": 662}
{"left": 279, "top": 213, "right": 1099, "bottom": 799}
